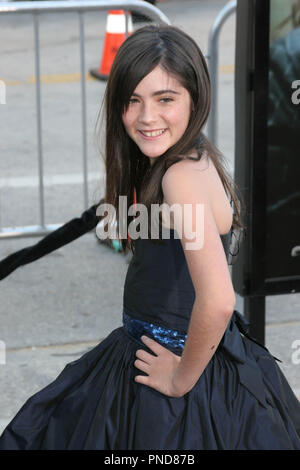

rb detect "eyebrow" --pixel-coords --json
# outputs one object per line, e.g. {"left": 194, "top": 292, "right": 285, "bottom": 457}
{"left": 132, "top": 89, "right": 181, "bottom": 97}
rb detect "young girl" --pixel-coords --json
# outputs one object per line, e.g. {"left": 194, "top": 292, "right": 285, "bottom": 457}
{"left": 1, "top": 25, "right": 300, "bottom": 450}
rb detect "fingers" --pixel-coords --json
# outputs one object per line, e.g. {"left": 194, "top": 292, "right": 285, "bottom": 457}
{"left": 134, "top": 374, "right": 149, "bottom": 385}
{"left": 135, "top": 348, "right": 155, "bottom": 362}
{"left": 134, "top": 358, "right": 150, "bottom": 374}
{"left": 140, "top": 335, "right": 164, "bottom": 355}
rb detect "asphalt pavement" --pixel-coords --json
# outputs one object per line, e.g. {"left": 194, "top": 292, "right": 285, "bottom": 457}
{"left": 0, "top": 0, "right": 299, "bottom": 435}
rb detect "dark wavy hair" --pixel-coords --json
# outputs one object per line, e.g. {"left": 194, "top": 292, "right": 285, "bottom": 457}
{"left": 94, "top": 24, "right": 246, "bottom": 260}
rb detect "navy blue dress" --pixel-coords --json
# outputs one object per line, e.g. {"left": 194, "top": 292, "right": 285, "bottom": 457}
{"left": 0, "top": 228, "right": 300, "bottom": 450}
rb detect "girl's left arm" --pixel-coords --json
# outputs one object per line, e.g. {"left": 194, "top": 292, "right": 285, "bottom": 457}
{"left": 134, "top": 158, "right": 236, "bottom": 398}
{"left": 171, "top": 298, "right": 233, "bottom": 396}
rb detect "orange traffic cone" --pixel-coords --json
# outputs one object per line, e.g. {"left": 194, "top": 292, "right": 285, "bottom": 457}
{"left": 128, "top": 187, "right": 137, "bottom": 242}
{"left": 90, "top": 10, "right": 133, "bottom": 81}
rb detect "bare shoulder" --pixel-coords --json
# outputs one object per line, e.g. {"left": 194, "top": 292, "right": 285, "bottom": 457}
{"left": 162, "top": 151, "right": 233, "bottom": 234}
{"left": 163, "top": 150, "right": 209, "bottom": 176}
{"left": 162, "top": 150, "right": 217, "bottom": 186}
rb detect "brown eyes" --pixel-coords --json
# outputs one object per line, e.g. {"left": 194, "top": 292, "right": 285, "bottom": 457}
{"left": 160, "top": 98, "right": 173, "bottom": 103}
{"left": 128, "top": 98, "right": 139, "bottom": 104}
{"left": 128, "top": 97, "right": 174, "bottom": 104}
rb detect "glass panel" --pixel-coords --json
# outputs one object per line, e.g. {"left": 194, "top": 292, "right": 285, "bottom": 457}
{"left": 266, "top": 0, "right": 300, "bottom": 278}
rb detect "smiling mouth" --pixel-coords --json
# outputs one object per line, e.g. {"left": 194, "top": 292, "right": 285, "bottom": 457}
{"left": 138, "top": 128, "right": 168, "bottom": 138}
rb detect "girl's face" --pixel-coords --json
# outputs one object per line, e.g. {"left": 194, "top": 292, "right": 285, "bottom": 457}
{"left": 122, "top": 65, "right": 192, "bottom": 165}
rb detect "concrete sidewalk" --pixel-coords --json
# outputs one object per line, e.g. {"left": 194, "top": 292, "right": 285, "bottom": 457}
{"left": 0, "top": 0, "right": 299, "bottom": 435}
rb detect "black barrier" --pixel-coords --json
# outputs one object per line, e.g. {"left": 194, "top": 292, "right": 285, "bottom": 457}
{"left": 0, "top": 203, "right": 103, "bottom": 281}
{"left": 233, "top": 0, "right": 300, "bottom": 343}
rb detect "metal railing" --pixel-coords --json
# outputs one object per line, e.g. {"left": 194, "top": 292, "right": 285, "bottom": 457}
{"left": 207, "top": 0, "right": 236, "bottom": 145}
{"left": 0, "top": 1, "right": 171, "bottom": 239}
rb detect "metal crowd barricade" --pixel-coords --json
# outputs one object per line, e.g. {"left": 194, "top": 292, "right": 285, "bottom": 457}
{"left": 206, "top": 0, "right": 236, "bottom": 145}
{"left": 0, "top": 0, "right": 236, "bottom": 240}
{"left": 0, "top": 0, "right": 171, "bottom": 239}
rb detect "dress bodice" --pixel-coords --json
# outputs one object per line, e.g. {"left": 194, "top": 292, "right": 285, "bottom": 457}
{"left": 123, "top": 228, "right": 232, "bottom": 333}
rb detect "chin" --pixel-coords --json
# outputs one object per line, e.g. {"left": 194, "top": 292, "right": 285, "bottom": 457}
{"left": 140, "top": 147, "right": 169, "bottom": 159}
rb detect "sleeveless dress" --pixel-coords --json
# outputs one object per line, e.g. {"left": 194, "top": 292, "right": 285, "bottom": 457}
{"left": 0, "top": 228, "right": 300, "bottom": 450}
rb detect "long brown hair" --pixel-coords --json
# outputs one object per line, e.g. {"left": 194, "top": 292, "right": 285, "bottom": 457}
{"left": 95, "top": 25, "right": 246, "bottom": 259}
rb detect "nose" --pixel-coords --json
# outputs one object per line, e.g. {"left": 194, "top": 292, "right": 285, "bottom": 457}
{"left": 138, "top": 101, "right": 157, "bottom": 125}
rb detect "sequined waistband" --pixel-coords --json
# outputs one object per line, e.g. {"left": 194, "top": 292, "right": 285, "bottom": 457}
{"left": 122, "top": 311, "right": 187, "bottom": 351}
